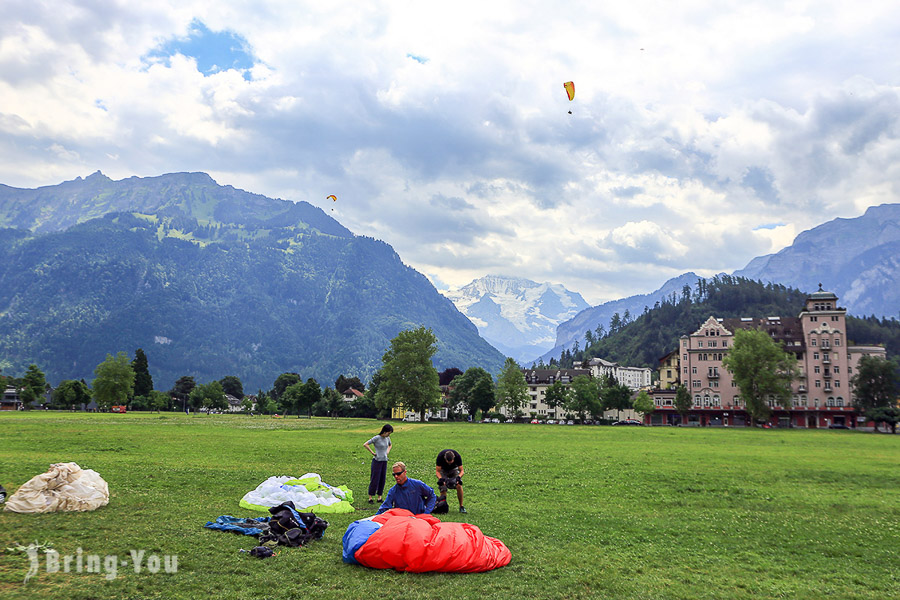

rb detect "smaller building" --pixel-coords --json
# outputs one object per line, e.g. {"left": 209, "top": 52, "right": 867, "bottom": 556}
{"left": 2, "top": 386, "right": 23, "bottom": 411}
{"left": 657, "top": 350, "right": 680, "bottom": 390}
{"left": 342, "top": 388, "right": 364, "bottom": 403}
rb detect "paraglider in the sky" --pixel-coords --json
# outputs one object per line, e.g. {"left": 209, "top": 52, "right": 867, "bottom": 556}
{"left": 563, "top": 81, "right": 574, "bottom": 114}
{"left": 327, "top": 195, "right": 337, "bottom": 211}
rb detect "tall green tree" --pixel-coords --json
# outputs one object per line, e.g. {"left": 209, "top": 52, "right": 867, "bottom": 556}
{"left": 271, "top": 373, "right": 301, "bottom": 403}
{"left": 219, "top": 375, "right": 244, "bottom": 399}
{"left": 132, "top": 348, "right": 154, "bottom": 398}
{"left": 375, "top": 326, "right": 441, "bottom": 422}
{"left": 544, "top": 380, "right": 569, "bottom": 418}
{"left": 674, "top": 385, "right": 692, "bottom": 425}
{"left": 189, "top": 381, "right": 227, "bottom": 414}
{"left": 283, "top": 378, "right": 321, "bottom": 418}
{"left": 170, "top": 376, "right": 196, "bottom": 412}
{"left": 92, "top": 352, "right": 135, "bottom": 410}
{"left": 851, "top": 355, "right": 899, "bottom": 414}
{"left": 495, "top": 357, "right": 529, "bottom": 421}
{"left": 334, "top": 375, "right": 364, "bottom": 394}
{"left": 148, "top": 390, "right": 170, "bottom": 412}
{"left": 323, "top": 387, "right": 345, "bottom": 418}
{"left": 449, "top": 367, "right": 495, "bottom": 418}
{"left": 722, "top": 328, "right": 799, "bottom": 425}
{"left": 20, "top": 364, "right": 48, "bottom": 409}
{"left": 602, "top": 375, "right": 633, "bottom": 420}
{"left": 52, "top": 379, "right": 91, "bottom": 410}
{"left": 566, "top": 375, "right": 602, "bottom": 420}
{"left": 632, "top": 390, "right": 655, "bottom": 421}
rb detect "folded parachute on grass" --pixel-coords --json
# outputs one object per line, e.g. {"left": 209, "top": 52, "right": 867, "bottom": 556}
{"left": 240, "top": 473, "right": 354, "bottom": 513}
{"left": 4, "top": 462, "right": 109, "bottom": 513}
{"left": 342, "top": 509, "right": 512, "bottom": 573}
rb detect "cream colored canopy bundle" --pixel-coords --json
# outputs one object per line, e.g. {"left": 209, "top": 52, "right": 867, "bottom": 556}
{"left": 4, "top": 462, "right": 109, "bottom": 513}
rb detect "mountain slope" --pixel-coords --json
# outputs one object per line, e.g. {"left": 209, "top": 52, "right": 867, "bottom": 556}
{"left": 0, "top": 173, "right": 505, "bottom": 391}
{"left": 444, "top": 275, "right": 590, "bottom": 362}
{"left": 537, "top": 272, "right": 702, "bottom": 364}
{"left": 734, "top": 203, "right": 900, "bottom": 318}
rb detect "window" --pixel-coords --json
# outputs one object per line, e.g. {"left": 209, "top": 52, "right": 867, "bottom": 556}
{"left": 834, "top": 366, "right": 840, "bottom": 374}
{"left": 814, "top": 366, "right": 820, "bottom": 374}
{"left": 811, "top": 316, "right": 818, "bottom": 322}
{"left": 698, "top": 341, "right": 703, "bottom": 348}
{"left": 835, "top": 339, "right": 841, "bottom": 346}
{"left": 694, "top": 395, "right": 701, "bottom": 406}
{"left": 692, "top": 380, "right": 701, "bottom": 388}
{"left": 835, "top": 380, "right": 840, "bottom": 388}
{"left": 722, "top": 341, "right": 728, "bottom": 348}
{"left": 836, "top": 397, "right": 844, "bottom": 407}
{"left": 811, "top": 339, "right": 817, "bottom": 346}
{"left": 713, "top": 396, "right": 720, "bottom": 407}
{"left": 815, "top": 380, "right": 821, "bottom": 388}
{"left": 710, "top": 340, "right": 717, "bottom": 347}
{"left": 683, "top": 354, "right": 687, "bottom": 361}
{"left": 813, "top": 352, "right": 819, "bottom": 360}
{"left": 692, "top": 366, "right": 697, "bottom": 374}
{"left": 831, "top": 316, "right": 838, "bottom": 322}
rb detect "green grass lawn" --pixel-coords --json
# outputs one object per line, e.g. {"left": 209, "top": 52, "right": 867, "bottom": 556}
{"left": 0, "top": 413, "right": 898, "bottom": 600}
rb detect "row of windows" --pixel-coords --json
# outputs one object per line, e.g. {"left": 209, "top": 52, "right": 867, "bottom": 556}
{"left": 695, "top": 340, "right": 728, "bottom": 348}
{"left": 655, "top": 396, "right": 846, "bottom": 408}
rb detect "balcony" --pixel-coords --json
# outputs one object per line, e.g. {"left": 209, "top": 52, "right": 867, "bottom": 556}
{"left": 798, "top": 385, "right": 807, "bottom": 392}
{"left": 822, "top": 356, "right": 831, "bottom": 364}
{"left": 824, "top": 386, "right": 833, "bottom": 393}
{"left": 707, "top": 370, "right": 719, "bottom": 379}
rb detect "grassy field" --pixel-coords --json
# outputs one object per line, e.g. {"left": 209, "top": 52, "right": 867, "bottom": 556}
{"left": 0, "top": 413, "right": 898, "bottom": 600}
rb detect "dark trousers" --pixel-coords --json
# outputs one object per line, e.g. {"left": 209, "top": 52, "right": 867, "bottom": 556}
{"left": 368, "top": 459, "right": 388, "bottom": 496}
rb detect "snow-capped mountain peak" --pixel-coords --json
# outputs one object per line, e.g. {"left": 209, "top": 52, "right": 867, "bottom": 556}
{"left": 444, "top": 275, "right": 590, "bottom": 363}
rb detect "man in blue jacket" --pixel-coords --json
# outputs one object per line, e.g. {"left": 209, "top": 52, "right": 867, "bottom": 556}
{"left": 376, "top": 462, "right": 437, "bottom": 515}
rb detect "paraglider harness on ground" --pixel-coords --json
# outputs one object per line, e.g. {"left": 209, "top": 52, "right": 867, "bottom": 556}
{"left": 261, "top": 501, "right": 328, "bottom": 547}
{"left": 205, "top": 501, "right": 328, "bottom": 548}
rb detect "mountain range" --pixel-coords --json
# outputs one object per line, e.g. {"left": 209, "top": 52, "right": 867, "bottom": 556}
{"left": 443, "top": 275, "right": 590, "bottom": 363}
{"left": 0, "top": 172, "right": 506, "bottom": 391}
{"left": 535, "top": 203, "right": 900, "bottom": 365}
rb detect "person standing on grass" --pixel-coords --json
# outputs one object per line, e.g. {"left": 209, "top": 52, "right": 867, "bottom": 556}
{"left": 363, "top": 424, "right": 393, "bottom": 504}
{"left": 436, "top": 449, "right": 466, "bottom": 513}
{"left": 376, "top": 462, "right": 436, "bottom": 515}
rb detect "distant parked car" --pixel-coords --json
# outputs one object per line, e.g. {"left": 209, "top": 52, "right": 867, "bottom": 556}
{"left": 530, "top": 419, "right": 539, "bottom": 424}
{"left": 612, "top": 419, "right": 643, "bottom": 426}
{"left": 828, "top": 423, "right": 850, "bottom": 429}
{"left": 546, "top": 419, "right": 556, "bottom": 425}
{"left": 491, "top": 418, "right": 500, "bottom": 423}
{"left": 566, "top": 420, "right": 575, "bottom": 425}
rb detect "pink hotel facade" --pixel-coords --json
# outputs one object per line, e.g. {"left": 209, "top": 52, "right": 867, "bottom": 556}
{"left": 649, "top": 287, "right": 886, "bottom": 428}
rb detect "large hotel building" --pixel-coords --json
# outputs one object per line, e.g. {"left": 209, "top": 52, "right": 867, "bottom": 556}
{"left": 650, "top": 286, "right": 886, "bottom": 428}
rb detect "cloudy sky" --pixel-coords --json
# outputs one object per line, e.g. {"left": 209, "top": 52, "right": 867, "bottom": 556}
{"left": 2, "top": 1, "right": 899, "bottom": 305}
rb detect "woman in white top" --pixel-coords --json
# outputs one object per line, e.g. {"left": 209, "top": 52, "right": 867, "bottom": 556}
{"left": 363, "top": 424, "right": 393, "bottom": 503}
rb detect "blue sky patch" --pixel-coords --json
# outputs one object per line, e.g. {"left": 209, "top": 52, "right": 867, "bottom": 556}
{"left": 753, "top": 223, "right": 785, "bottom": 230}
{"left": 407, "top": 53, "right": 429, "bottom": 64}
{"left": 145, "top": 20, "right": 256, "bottom": 80}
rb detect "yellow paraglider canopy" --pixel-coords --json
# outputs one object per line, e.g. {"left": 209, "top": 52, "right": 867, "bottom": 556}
{"left": 563, "top": 81, "right": 575, "bottom": 102}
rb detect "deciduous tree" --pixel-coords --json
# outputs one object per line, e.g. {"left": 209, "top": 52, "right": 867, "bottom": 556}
{"left": 375, "top": 327, "right": 441, "bottom": 422}
{"left": 52, "top": 379, "right": 91, "bottom": 411}
{"left": 220, "top": 375, "right": 244, "bottom": 399}
{"left": 449, "top": 367, "right": 495, "bottom": 418}
{"left": 722, "top": 328, "right": 799, "bottom": 425}
{"left": 93, "top": 352, "right": 135, "bottom": 411}
{"left": 566, "top": 375, "right": 602, "bottom": 421}
{"left": 674, "top": 385, "right": 692, "bottom": 425}
{"left": 495, "top": 357, "right": 529, "bottom": 421}
{"left": 632, "top": 390, "right": 655, "bottom": 422}
{"left": 20, "top": 364, "right": 47, "bottom": 409}
{"left": 851, "top": 355, "right": 899, "bottom": 414}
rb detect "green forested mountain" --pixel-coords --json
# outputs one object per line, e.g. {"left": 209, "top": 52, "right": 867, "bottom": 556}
{"left": 0, "top": 173, "right": 505, "bottom": 391}
{"left": 549, "top": 276, "right": 899, "bottom": 370}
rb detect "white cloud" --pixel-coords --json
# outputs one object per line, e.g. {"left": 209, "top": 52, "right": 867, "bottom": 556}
{"left": 2, "top": 1, "right": 900, "bottom": 304}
